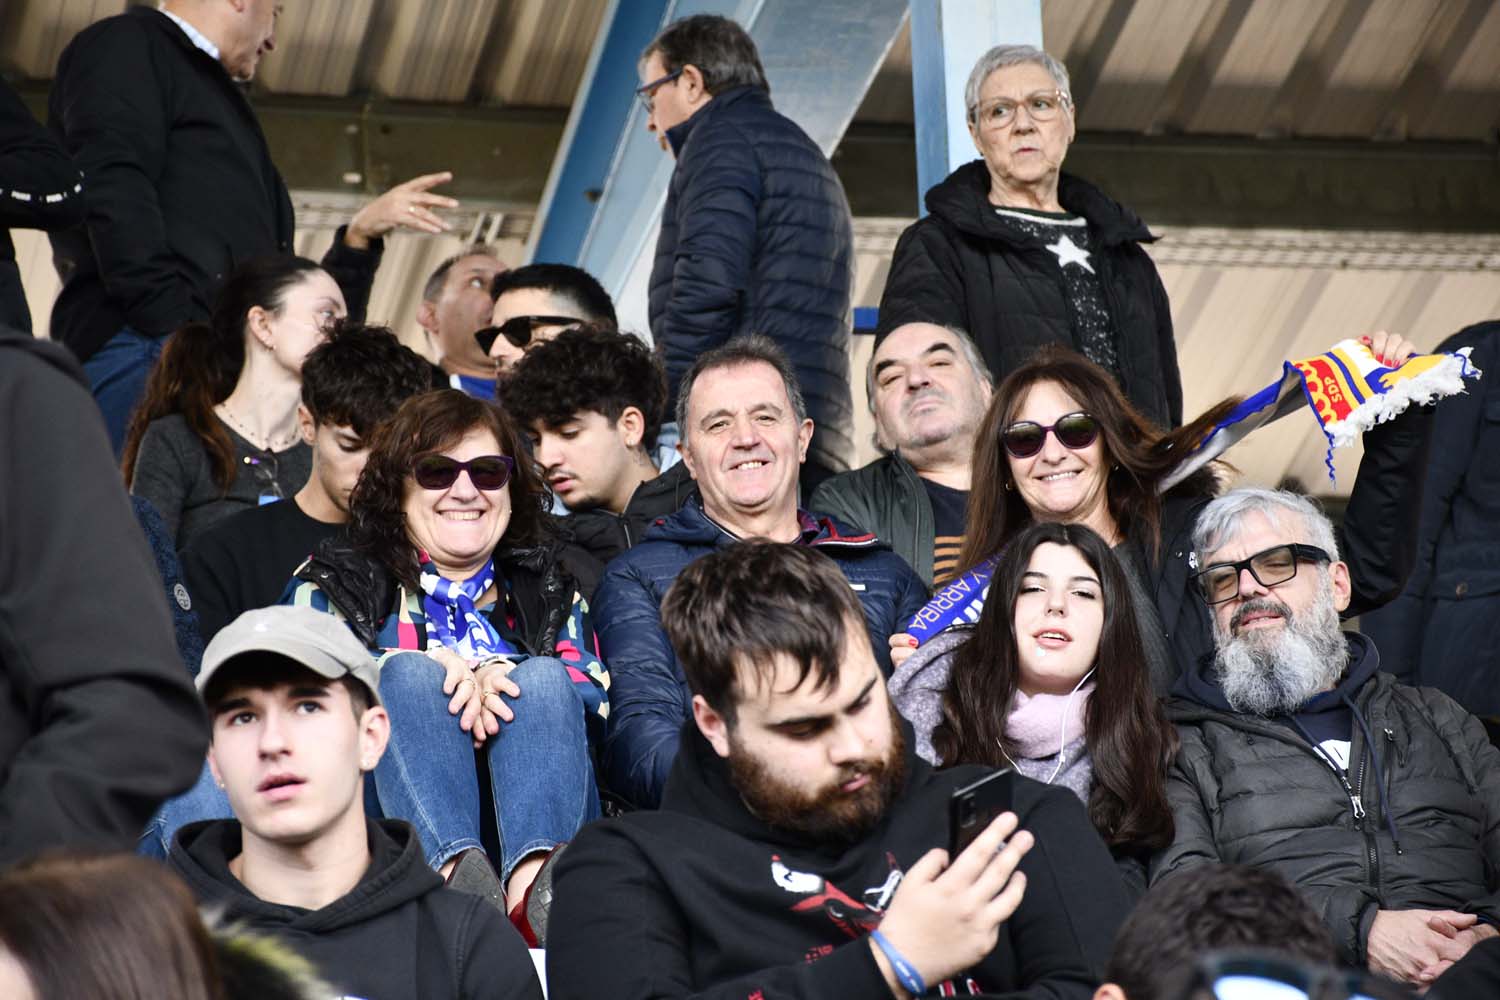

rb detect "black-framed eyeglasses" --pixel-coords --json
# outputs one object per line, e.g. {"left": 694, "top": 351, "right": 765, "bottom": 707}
{"left": 412, "top": 454, "right": 515, "bottom": 492}
{"left": 473, "top": 315, "right": 583, "bottom": 355}
{"left": 1194, "top": 543, "right": 1332, "bottom": 605}
{"left": 1000, "top": 411, "right": 1099, "bottom": 459}
{"left": 970, "top": 89, "right": 1071, "bottom": 130}
{"left": 636, "top": 68, "right": 683, "bottom": 113}
{"left": 1170, "top": 950, "right": 1415, "bottom": 1000}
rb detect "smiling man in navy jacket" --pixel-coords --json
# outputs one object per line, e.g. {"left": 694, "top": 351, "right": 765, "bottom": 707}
{"left": 550, "top": 541, "right": 1127, "bottom": 999}
{"left": 593, "top": 337, "right": 928, "bottom": 809}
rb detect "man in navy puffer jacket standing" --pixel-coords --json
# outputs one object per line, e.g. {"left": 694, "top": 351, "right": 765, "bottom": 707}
{"left": 639, "top": 15, "right": 855, "bottom": 487}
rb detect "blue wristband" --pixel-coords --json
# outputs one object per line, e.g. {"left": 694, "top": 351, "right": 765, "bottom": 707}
{"left": 870, "top": 929, "right": 926, "bottom": 996}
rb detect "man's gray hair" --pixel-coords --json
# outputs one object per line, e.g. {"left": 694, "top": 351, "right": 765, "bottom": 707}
{"left": 675, "top": 334, "right": 807, "bottom": 435}
{"left": 1192, "top": 488, "right": 1341, "bottom": 567}
{"left": 965, "top": 44, "right": 1072, "bottom": 119}
{"left": 864, "top": 324, "right": 992, "bottom": 412}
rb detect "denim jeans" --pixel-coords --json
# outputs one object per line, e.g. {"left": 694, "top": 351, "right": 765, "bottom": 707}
{"left": 83, "top": 326, "right": 163, "bottom": 457}
{"left": 375, "top": 652, "right": 600, "bottom": 881}
{"left": 138, "top": 759, "right": 233, "bottom": 859}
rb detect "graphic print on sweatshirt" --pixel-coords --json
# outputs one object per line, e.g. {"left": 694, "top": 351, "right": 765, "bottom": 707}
{"left": 769, "top": 854, "right": 985, "bottom": 996}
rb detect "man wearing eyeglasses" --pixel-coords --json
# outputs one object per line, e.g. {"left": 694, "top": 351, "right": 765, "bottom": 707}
{"left": 637, "top": 15, "right": 855, "bottom": 488}
{"left": 1154, "top": 488, "right": 1500, "bottom": 991}
{"left": 480, "top": 263, "right": 616, "bottom": 377}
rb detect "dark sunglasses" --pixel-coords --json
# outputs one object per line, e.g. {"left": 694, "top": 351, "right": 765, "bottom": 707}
{"left": 1194, "top": 543, "right": 1331, "bottom": 605}
{"left": 412, "top": 454, "right": 515, "bottom": 492}
{"left": 1000, "top": 411, "right": 1099, "bottom": 459}
{"left": 473, "top": 315, "right": 582, "bottom": 355}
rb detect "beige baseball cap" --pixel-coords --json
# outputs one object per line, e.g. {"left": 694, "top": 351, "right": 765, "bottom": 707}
{"left": 199, "top": 605, "right": 382, "bottom": 706}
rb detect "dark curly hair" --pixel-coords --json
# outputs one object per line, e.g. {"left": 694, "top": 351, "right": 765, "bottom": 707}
{"left": 347, "top": 389, "right": 547, "bottom": 588}
{"left": 300, "top": 322, "right": 436, "bottom": 439}
{"left": 932, "top": 520, "right": 1178, "bottom": 853}
{"left": 501, "top": 323, "right": 667, "bottom": 451}
{"left": 959, "top": 345, "right": 1239, "bottom": 576}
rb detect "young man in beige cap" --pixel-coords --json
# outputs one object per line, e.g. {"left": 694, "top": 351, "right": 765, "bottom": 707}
{"left": 167, "top": 605, "right": 543, "bottom": 1000}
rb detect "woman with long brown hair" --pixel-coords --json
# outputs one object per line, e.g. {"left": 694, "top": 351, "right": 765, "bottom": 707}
{"left": 892, "top": 520, "right": 1176, "bottom": 895}
{"left": 892, "top": 335, "right": 1425, "bottom": 690}
{"left": 123, "top": 255, "right": 346, "bottom": 549}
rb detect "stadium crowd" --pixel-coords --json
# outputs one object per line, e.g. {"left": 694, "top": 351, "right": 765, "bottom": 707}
{"left": 3, "top": 5, "right": 1499, "bottom": 1000}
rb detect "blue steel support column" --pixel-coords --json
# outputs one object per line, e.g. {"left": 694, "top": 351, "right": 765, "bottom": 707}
{"left": 528, "top": 0, "right": 908, "bottom": 338}
{"left": 909, "top": 0, "right": 1043, "bottom": 213}
{"left": 525, "top": 0, "right": 674, "bottom": 266}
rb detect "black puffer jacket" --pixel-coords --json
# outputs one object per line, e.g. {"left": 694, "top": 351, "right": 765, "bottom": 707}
{"left": 648, "top": 86, "right": 854, "bottom": 472}
{"left": 878, "top": 162, "right": 1181, "bottom": 428}
{"left": 1155, "top": 633, "right": 1500, "bottom": 966}
{"left": 294, "top": 534, "right": 593, "bottom": 657}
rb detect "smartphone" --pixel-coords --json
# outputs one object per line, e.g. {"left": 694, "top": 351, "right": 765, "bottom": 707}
{"left": 948, "top": 769, "right": 1014, "bottom": 857}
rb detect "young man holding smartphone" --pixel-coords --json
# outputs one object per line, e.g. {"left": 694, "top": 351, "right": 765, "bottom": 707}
{"left": 547, "top": 541, "right": 1129, "bottom": 999}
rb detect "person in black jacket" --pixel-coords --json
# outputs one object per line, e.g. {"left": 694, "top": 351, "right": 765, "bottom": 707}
{"left": 878, "top": 44, "right": 1181, "bottom": 429}
{"left": 169, "top": 604, "right": 543, "bottom": 1000}
{"left": 1360, "top": 320, "right": 1500, "bottom": 720}
{"left": 48, "top": 1, "right": 457, "bottom": 453}
{"left": 0, "top": 77, "right": 83, "bottom": 334}
{"left": 1155, "top": 488, "right": 1500, "bottom": 990}
{"left": 548, "top": 541, "right": 1129, "bottom": 1000}
{"left": 0, "top": 326, "right": 207, "bottom": 869}
{"left": 639, "top": 15, "right": 855, "bottom": 483}
{"left": 502, "top": 323, "right": 696, "bottom": 565}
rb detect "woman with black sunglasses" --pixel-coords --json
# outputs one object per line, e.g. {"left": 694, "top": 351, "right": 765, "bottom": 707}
{"left": 284, "top": 389, "right": 606, "bottom": 944}
{"left": 892, "top": 338, "right": 1429, "bottom": 691}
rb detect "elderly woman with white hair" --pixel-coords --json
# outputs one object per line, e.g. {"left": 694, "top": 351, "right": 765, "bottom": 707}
{"left": 878, "top": 44, "right": 1182, "bottom": 430}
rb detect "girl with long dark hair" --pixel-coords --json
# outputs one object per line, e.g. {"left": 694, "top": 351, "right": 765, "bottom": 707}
{"left": 123, "top": 255, "right": 346, "bottom": 548}
{"left": 891, "top": 520, "right": 1177, "bottom": 895}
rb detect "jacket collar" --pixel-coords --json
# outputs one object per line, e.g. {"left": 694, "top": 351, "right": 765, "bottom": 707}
{"left": 644, "top": 496, "right": 880, "bottom": 550}
{"left": 665, "top": 85, "right": 772, "bottom": 156}
{"left": 923, "top": 160, "right": 1155, "bottom": 248}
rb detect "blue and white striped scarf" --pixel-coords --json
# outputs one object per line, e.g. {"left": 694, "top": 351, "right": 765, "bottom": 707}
{"left": 416, "top": 556, "right": 516, "bottom": 658}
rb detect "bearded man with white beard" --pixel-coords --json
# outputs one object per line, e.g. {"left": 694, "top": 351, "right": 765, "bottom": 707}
{"left": 1152, "top": 488, "right": 1500, "bottom": 994}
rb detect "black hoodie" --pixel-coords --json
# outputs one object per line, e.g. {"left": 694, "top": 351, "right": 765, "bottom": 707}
{"left": 547, "top": 722, "right": 1129, "bottom": 999}
{"left": 1158, "top": 632, "right": 1500, "bottom": 964}
{"left": 0, "top": 327, "right": 206, "bottom": 868}
{"left": 876, "top": 161, "right": 1181, "bottom": 429}
{"left": 170, "top": 818, "right": 543, "bottom": 1000}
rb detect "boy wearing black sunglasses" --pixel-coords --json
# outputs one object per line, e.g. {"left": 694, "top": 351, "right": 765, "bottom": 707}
{"left": 481, "top": 264, "right": 616, "bottom": 376}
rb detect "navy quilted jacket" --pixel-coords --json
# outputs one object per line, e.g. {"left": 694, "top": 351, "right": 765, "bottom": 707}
{"left": 593, "top": 499, "right": 929, "bottom": 808}
{"left": 648, "top": 86, "right": 855, "bottom": 473}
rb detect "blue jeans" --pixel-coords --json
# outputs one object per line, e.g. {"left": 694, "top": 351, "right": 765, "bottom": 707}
{"left": 83, "top": 326, "right": 163, "bottom": 457}
{"left": 138, "top": 760, "right": 233, "bottom": 859}
{"left": 376, "top": 653, "right": 600, "bottom": 881}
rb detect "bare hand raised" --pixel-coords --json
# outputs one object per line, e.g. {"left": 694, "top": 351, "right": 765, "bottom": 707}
{"left": 344, "top": 171, "right": 459, "bottom": 249}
